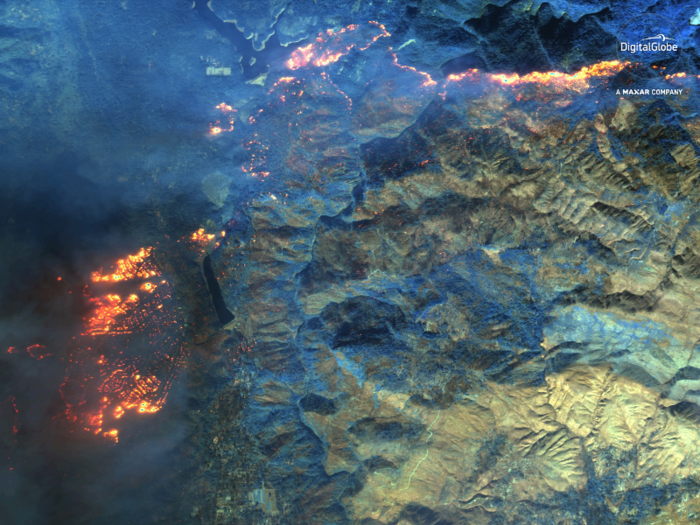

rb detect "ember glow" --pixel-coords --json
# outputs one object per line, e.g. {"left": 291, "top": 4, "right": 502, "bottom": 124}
{"left": 103, "top": 429, "right": 119, "bottom": 443}
{"left": 190, "top": 228, "right": 218, "bottom": 253}
{"left": 287, "top": 21, "right": 389, "bottom": 70}
{"left": 288, "top": 43, "right": 314, "bottom": 70}
{"left": 389, "top": 51, "right": 437, "bottom": 87}
{"left": 242, "top": 135, "right": 271, "bottom": 180}
{"left": 210, "top": 103, "right": 236, "bottom": 135}
{"left": 140, "top": 281, "right": 156, "bottom": 293}
{"left": 191, "top": 228, "right": 216, "bottom": 243}
{"left": 26, "top": 344, "right": 53, "bottom": 360}
{"left": 91, "top": 247, "right": 159, "bottom": 283}
{"left": 83, "top": 294, "right": 139, "bottom": 336}
{"left": 447, "top": 60, "right": 628, "bottom": 91}
{"left": 61, "top": 243, "right": 187, "bottom": 440}
{"left": 665, "top": 71, "right": 700, "bottom": 80}
{"left": 223, "top": 22, "right": 695, "bottom": 185}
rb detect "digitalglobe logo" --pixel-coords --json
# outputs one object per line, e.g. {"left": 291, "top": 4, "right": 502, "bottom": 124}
{"left": 621, "top": 34, "right": 678, "bottom": 54}
{"left": 617, "top": 14, "right": 682, "bottom": 79}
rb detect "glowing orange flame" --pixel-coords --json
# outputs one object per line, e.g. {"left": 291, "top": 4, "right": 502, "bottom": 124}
{"left": 83, "top": 294, "right": 139, "bottom": 336}
{"left": 389, "top": 52, "right": 437, "bottom": 87}
{"left": 446, "top": 69, "right": 480, "bottom": 83}
{"left": 209, "top": 103, "right": 236, "bottom": 135}
{"left": 190, "top": 228, "right": 216, "bottom": 251}
{"left": 665, "top": 72, "right": 700, "bottom": 80}
{"left": 287, "top": 21, "right": 389, "bottom": 70}
{"left": 26, "top": 344, "right": 53, "bottom": 359}
{"left": 315, "top": 52, "right": 344, "bottom": 68}
{"left": 447, "top": 61, "right": 628, "bottom": 91}
{"left": 288, "top": 43, "right": 314, "bottom": 70}
{"left": 125, "top": 400, "right": 162, "bottom": 414}
{"left": 191, "top": 228, "right": 215, "bottom": 242}
{"left": 113, "top": 373, "right": 165, "bottom": 414}
{"left": 104, "top": 430, "right": 118, "bottom": 443}
{"left": 91, "top": 247, "right": 158, "bottom": 283}
{"left": 140, "top": 282, "right": 156, "bottom": 293}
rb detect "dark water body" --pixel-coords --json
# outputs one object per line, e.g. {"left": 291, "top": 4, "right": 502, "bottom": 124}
{"left": 203, "top": 254, "right": 234, "bottom": 325}
{"left": 193, "top": 0, "right": 307, "bottom": 80}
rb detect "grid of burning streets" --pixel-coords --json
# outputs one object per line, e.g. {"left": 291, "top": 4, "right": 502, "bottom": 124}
{"left": 60, "top": 247, "right": 185, "bottom": 443}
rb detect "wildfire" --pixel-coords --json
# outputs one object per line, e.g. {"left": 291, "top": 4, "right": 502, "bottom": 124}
{"left": 91, "top": 247, "right": 159, "bottom": 282}
{"left": 6, "top": 345, "right": 54, "bottom": 359}
{"left": 103, "top": 429, "right": 119, "bottom": 443}
{"left": 287, "top": 21, "right": 389, "bottom": 70}
{"left": 210, "top": 103, "right": 236, "bottom": 135}
{"left": 189, "top": 227, "right": 230, "bottom": 253}
{"left": 140, "top": 281, "right": 157, "bottom": 293}
{"left": 390, "top": 51, "right": 437, "bottom": 87}
{"left": 275, "top": 76, "right": 295, "bottom": 85}
{"left": 446, "top": 69, "right": 479, "bottom": 83}
{"left": 665, "top": 72, "right": 700, "bottom": 80}
{"left": 26, "top": 344, "right": 53, "bottom": 359}
{"left": 447, "top": 60, "right": 628, "bottom": 91}
{"left": 125, "top": 399, "right": 162, "bottom": 413}
{"left": 288, "top": 43, "right": 314, "bottom": 70}
{"left": 191, "top": 228, "right": 216, "bottom": 243}
{"left": 83, "top": 294, "right": 139, "bottom": 336}
{"left": 61, "top": 241, "right": 190, "bottom": 441}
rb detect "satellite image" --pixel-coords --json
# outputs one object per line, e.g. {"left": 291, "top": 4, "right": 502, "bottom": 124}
{"left": 1, "top": 1, "right": 700, "bottom": 524}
